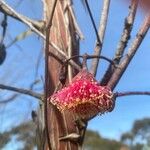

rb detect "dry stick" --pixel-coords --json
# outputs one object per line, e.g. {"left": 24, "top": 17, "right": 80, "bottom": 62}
{"left": 84, "top": 0, "right": 101, "bottom": 46}
{"left": 0, "top": 0, "right": 81, "bottom": 71}
{"left": 0, "top": 84, "right": 42, "bottom": 100}
{"left": 114, "top": 0, "right": 138, "bottom": 64}
{"left": 115, "top": 91, "right": 150, "bottom": 97}
{"left": 90, "top": 0, "right": 110, "bottom": 76}
{"left": 49, "top": 42, "right": 81, "bottom": 70}
{"left": 65, "top": 55, "right": 116, "bottom": 67}
{"left": 0, "top": 94, "right": 18, "bottom": 104}
{"left": 44, "top": 0, "right": 58, "bottom": 149}
{"left": 107, "top": 15, "right": 150, "bottom": 90}
{"left": 68, "top": 5, "right": 84, "bottom": 39}
{"left": 101, "top": 0, "right": 138, "bottom": 85}
{"left": 68, "top": 35, "right": 73, "bottom": 82}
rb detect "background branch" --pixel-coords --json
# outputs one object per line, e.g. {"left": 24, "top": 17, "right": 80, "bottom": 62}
{"left": 0, "top": 0, "right": 44, "bottom": 32}
{"left": 0, "top": 0, "right": 81, "bottom": 71}
{"left": 84, "top": 0, "right": 101, "bottom": 46}
{"left": 114, "top": 0, "right": 139, "bottom": 64}
{"left": 0, "top": 84, "right": 42, "bottom": 100}
{"left": 90, "top": 0, "right": 110, "bottom": 76}
{"left": 115, "top": 91, "right": 150, "bottom": 97}
{"left": 107, "top": 15, "right": 150, "bottom": 90}
{"left": 0, "top": 94, "right": 18, "bottom": 104}
{"left": 101, "top": 0, "right": 138, "bottom": 85}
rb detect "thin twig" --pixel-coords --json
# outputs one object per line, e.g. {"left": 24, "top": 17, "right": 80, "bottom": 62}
{"left": 107, "top": 15, "right": 150, "bottom": 90}
{"left": 84, "top": 0, "right": 101, "bottom": 46}
{"left": 68, "top": 33, "right": 73, "bottom": 82}
{"left": 0, "top": 0, "right": 43, "bottom": 36}
{"left": 49, "top": 42, "right": 81, "bottom": 70}
{"left": 101, "top": 0, "right": 138, "bottom": 85}
{"left": 90, "top": 0, "right": 110, "bottom": 76}
{"left": 114, "top": 0, "right": 139, "bottom": 64}
{"left": 66, "top": 54, "right": 116, "bottom": 67}
{"left": 68, "top": 5, "right": 84, "bottom": 39}
{"left": 115, "top": 91, "right": 150, "bottom": 97}
{"left": 0, "top": 84, "right": 42, "bottom": 100}
{"left": 0, "top": 94, "right": 18, "bottom": 104}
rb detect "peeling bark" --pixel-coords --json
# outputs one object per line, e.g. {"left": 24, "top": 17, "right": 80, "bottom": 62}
{"left": 42, "top": 1, "right": 83, "bottom": 149}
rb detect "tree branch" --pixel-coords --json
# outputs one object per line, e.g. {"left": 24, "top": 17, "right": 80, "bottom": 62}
{"left": 101, "top": 0, "right": 139, "bottom": 85}
{"left": 90, "top": 0, "right": 110, "bottom": 76}
{"left": 65, "top": 54, "right": 116, "bottom": 67}
{"left": 0, "top": 94, "right": 18, "bottom": 104}
{"left": 114, "top": 0, "right": 139, "bottom": 64}
{"left": 0, "top": 0, "right": 44, "bottom": 32}
{"left": 84, "top": 0, "right": 101, "bottom": 46}
{"left": 0, "top": 84, "right": 43, "bottom": 100}
{"left": 107, "top": 15, "right": 150, "bottom": 90}
{"left": 49, "top": 42, "right": 81, "bottom": 70}
{"left": 0, "top": 0, "right": 81, "bottom": 71}
{"left": 115, "top": 91, "right": 150, "bottom": 97}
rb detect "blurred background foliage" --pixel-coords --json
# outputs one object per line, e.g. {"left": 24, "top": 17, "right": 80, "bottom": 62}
{"left": 0, "top": 118, "right": 150, "bottom": 149}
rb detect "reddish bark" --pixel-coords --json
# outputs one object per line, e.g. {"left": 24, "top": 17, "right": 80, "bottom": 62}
{"left": 44, "top": 0, "right": 81, "bottom": 149}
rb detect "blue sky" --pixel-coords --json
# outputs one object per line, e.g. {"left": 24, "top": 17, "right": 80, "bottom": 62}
{"left": 0, "top": 0, "right": 150, "bottom": 148}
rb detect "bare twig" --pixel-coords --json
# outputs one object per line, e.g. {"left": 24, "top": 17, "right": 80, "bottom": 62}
{"left": 65, "top": 54, "right": 115, "bottom": 67}
{"left": 101, "top": 0, "right": 138, "bottom": 85}
{"left": 0, "top": 84, "right": 43, "bottom": 100}
{"left": 68, "top": 33, "right": 73, "bottom": 82}
{"left": 107, "top": 15, "right": 150, "bottom": 90}
{"left": 0, "top": 0, "right": 45, "bottom": 38}
{"left": 0, "top": 0, "right": 44, "bottom": 36}
{"left": 115, "top": 91, "right": 150, "bottom": 97}
{"left": 48, "top": 42, "right": 81, "bottom": 71}
{"left": 32, "top": 50, "right": 43, "bottom": 86}
{"left": 49, "top": 42, "right": 81, "bottom": 70}
{"left": 0, "top": 94, "right": 18, "bottom": 104}
{"left": 68, "top": 5, "right": 84, "bottom": 39}
{"left": 59, "top": 133, "right": 80, "bottom": 141}
{"left": 114, "top": 0, "right": 138, "bottom": 64}
{"left": 84, "top": 0, "right": 101, "bottom": 46}
{"left": 90, "top": 0, "right": 110, "bottom": 76}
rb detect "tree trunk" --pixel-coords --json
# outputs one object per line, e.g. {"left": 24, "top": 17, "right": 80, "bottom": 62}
{"left": 40, "top": 0, "right": 83, "bottom": 150}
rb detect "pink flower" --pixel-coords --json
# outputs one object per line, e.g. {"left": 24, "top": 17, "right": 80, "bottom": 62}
{"left": 49, "top": 69, "right": 114, "bottom": 119}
